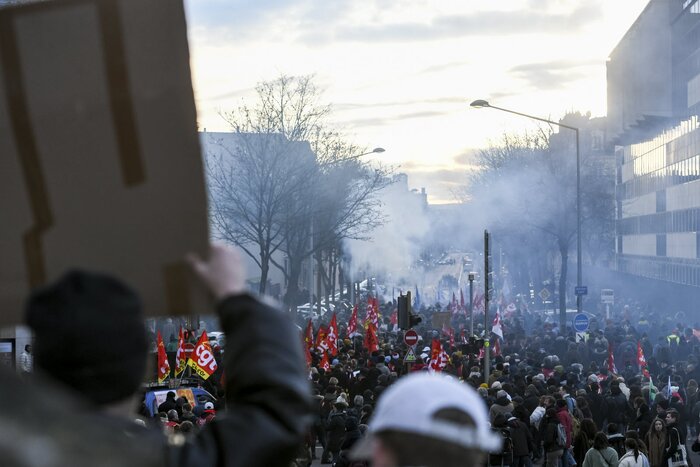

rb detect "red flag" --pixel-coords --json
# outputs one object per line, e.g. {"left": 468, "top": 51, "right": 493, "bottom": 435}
{"left": 187, "top": 331, "right": 218, "bottom": 380}
{"left": 157, "top": 331, "right": 170, "bottom": 383}
{"left": 492, "top": 310, "right": 504, "bottom": 339}
{"left": 304, "top": 320, "right": 314, "bottom": 351}
{"left": 493, "top": 337, "right": 501, "bottom": 357}
{"left": 390, "top": 309, "right": 398, "bottom": 325}
{"left": 174, "top": 327, "right": 186, "bottom": 377}
{"left": 473, "top": 291, "right": 484, "bottom": 312}
{"left": 364, "top": 323, "right": 379, "bottom": 353}
{"left": 315, "top": 325, "right": 328, "bottom": 353}
{"left": 637, "top": 341, "right": 649, "bottom": 377}
{"left": 319, "top": 351, "right": 330, "bottom": 372}
{"left": 442, "top": 324, "right": 455, "bottom": 349}
{"left": 608, "top": 342, "right": 618, "bottom": 375}
{"left": 348, "top": 305, "right": 360, "bottom": 337}
{"left": 327, "top": 314, "right": 339, "bottom": 357}
{"left": 302, "top": 335, "right": 312, "bottom": 367}
{"left": 429, "top": 339, "right": 449, "bottom": 372}
{"left": 365, "top": 298, "right": 379, "bottom": 329}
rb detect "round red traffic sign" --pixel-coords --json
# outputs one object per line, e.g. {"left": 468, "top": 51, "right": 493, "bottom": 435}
{"left": 183, "top": 343, "right": 195, "bottom": 355}
{"left": 404, "top": 329, "right": 419, "bottom": 346}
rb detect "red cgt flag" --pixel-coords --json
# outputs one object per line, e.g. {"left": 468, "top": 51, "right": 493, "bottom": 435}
{"left": 365, "top": 297, "right": 379, "bottom": 330}
{"left": 327, "top": 314, "right": 339, "bottom": 357}
{"left": 187, "top": 331, "right": 218, "bottom": 380}
{"left": 347, "top": 305, "right": 360, "bottom": 337}
{"left": 429, "top": 338, "right": 449, "bottom": 372}
{"left": 174, "top": 327, "right": 186, "bottom": 377}
{"left": 157, "top": 331, "right": 170, "bottom": 383}
{"left": 315, "top": 325, "right": 329, "bottom": 353}
{"left": 319, "top": 351, "right": 331, "bottom": 372}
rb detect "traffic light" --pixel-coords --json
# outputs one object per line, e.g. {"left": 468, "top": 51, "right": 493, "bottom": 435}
{"left": 408, "top": 312, "right": 422, "bottom": 329}
{"left": 398, "top": 293, "right": 422, "bottom": 330}
{"left": 398, "top": 295, "right": 409, "bottom": 329}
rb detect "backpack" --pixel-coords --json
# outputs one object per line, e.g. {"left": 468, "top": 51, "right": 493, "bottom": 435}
{"left": 571, "top": 415, "right": 581, "bottom": 439}
{"left": 555, "top": 422, "right": 567, "bottom": 448}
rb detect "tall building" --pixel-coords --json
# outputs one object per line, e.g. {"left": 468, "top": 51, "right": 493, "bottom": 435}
{"left": 609, "top": 0, "right": 700, "bottom": 297}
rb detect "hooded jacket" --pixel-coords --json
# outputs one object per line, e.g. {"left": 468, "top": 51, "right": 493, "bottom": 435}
{"left": 489, "top": 396, "right": 514, "bottom": 423}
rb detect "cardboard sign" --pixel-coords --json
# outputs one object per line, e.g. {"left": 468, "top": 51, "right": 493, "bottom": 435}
{"left": 0, "top": 0, "right": 209, "bottom": 324}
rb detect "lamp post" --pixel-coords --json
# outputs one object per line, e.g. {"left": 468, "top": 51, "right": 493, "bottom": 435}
{"left": 470, "top": 99, "right": 582, "bottom": 334}
{"left": 312, "top": 147, "right": 385, "bottom": 318}
{"left": 468, "top": 272, "right": 475, "bottom": 336}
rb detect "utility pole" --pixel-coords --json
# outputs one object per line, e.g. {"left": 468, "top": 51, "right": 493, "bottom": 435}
{"left": 484, "top": 230, "right": 492, "bottom": 383}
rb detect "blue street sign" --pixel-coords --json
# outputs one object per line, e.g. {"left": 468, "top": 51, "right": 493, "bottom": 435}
{"left": 573, "top": 313, "right": 589, "bottom": 332}
{"left": 575, "top": 286, "right": 588, "bottom": 296}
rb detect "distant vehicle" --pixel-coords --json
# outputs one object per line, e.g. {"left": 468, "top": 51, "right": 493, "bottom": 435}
{"left": 142, "top": 383, "right": 216, "bottom": 417}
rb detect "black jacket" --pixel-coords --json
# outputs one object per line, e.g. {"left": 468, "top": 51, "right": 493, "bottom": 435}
{"left": 173, "top": 294, "right": 314, "bottom": 466}
{"left": 2, "top": 293, "right": 313, "bottom": 467}
{"left": 507, "top": 418, "right": 534, "bottom": 456}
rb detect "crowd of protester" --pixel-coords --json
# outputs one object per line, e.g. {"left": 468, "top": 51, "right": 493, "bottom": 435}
{"left": 13, "top": 248, "right": 700, "bottom": 467}
{"left": 295, "top": 294, "right": 700, "bottom": 466}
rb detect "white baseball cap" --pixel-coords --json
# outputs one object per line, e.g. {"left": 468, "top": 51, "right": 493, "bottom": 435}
{"left": 350, "top": 373, "right": 501, "bottom": 459}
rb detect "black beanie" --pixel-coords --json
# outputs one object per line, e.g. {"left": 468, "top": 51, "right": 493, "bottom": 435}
{"left": 25, "top": 270, "right": 148, "bottom": 406}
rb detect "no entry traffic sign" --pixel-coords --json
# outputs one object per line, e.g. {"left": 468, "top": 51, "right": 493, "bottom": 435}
{"left": 404, "top": 329, "right": 419, "bottom": 347}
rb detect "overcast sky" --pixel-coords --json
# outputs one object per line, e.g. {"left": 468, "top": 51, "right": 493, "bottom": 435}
{"left": 184, "top": 0, "right": 649, "bottom": 203}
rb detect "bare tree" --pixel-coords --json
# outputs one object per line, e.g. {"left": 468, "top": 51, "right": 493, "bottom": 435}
{"left": 210, "top": 74, "right": 391, "bottom": 306}
{"left": 206, "top": 133, "right": 314, "bottom": 294}
{"left": 465, "top": 114, "right": 614, "bottom": 332}
{"left": 467, "top": 128, "right": 576, "bottom": 331}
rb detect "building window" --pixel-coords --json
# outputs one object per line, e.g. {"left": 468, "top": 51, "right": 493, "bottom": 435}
{"left": 657, "top": 234, "right": 667, "bottom": 257}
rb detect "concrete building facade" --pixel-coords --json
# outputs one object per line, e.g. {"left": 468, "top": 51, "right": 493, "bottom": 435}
{"left": 609, "top": 0, "right": 700, "bottom": 294}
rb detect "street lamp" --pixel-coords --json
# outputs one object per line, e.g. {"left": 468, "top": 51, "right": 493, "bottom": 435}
{"left": 319, "top": 147, "right": 385, "bottom": 167}
{"left": 312, "top": 147, "right": 385, "bottom": 317}
{"left": 470, "top": 99, "right": 582, "bottom": 333}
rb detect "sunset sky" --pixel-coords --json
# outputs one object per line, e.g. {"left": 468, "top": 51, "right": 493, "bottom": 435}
{"left": 184, "top": 0, "right": 649, "bottom": 203}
